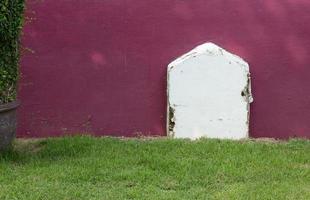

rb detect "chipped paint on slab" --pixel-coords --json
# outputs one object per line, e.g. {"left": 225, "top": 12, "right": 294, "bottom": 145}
{"left": 167, "top": 43, "right": 253, "bottom": 140}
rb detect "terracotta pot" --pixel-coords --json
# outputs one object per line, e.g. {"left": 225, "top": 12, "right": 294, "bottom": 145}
{"left": 0, "top": 100, "right": 19, "bottom": 150}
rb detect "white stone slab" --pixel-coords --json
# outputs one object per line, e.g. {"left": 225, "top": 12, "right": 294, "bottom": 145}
{"left": 167, "top": 43, "right": 253, "bottom": 140}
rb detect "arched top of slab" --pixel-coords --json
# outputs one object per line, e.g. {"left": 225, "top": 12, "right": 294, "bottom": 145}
{"left": 168, "top": 42, "right": 249, "bottom": 71}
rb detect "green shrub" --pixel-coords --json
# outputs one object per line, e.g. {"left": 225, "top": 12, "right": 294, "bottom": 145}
{"left": 0, "top": 0, "right": 25, "bottom": 104}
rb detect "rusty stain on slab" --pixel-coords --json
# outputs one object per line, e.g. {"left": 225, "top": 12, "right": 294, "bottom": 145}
{"left": 167, "top": 43, "right": 253, "bottom": 140}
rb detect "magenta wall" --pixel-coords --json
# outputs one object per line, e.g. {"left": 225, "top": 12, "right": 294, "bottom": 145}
{"left": 19, "top": 0, "right": 310, "bottom": 139}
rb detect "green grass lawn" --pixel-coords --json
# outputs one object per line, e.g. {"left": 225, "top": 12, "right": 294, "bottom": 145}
{"left": 0, "top": 136, "right": 309, "bottom": 200}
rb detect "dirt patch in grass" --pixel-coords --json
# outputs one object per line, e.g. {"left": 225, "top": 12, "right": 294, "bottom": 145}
{"left": 13, "top": 138, "right": 47, "bottom": 154}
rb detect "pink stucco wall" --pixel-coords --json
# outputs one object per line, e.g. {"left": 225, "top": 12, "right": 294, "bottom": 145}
{"left": 19, "top": 0, "right": 310, "bottom": 139}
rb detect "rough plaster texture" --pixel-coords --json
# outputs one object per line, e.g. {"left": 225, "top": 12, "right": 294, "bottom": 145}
{"left": 168, "top": 43, "right": 252, "bottom": 140}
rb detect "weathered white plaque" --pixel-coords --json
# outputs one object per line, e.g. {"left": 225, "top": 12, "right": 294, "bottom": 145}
{"left": 167, "top": 43, "right": 253, "bottom": 139}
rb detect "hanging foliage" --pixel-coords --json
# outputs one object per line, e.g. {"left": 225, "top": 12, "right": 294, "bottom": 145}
{"left": 0, "top": 0, "right": 25, "bottom": 104}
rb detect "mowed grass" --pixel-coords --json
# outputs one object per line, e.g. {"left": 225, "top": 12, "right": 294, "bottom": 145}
{"left": 0, "top": 136, "right": 309, "bottom": 200}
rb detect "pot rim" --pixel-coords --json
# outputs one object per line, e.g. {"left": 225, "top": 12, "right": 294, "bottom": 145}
{"left": 0, "top": 100, "right": 20, "bottom": 113}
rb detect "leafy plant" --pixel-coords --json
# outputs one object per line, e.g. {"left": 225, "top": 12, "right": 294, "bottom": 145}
{"left": 0, "top": 0, "right": 25, "bottom": 104}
